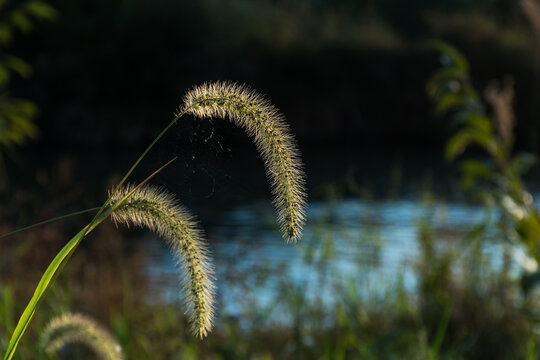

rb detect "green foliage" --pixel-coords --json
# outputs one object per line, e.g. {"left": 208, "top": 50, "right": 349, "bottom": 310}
{"left": 427, "top": 41, "right": 540, "bottom": 284}
{"left": 0, "top": 0, "right": 57, "bottom": 172}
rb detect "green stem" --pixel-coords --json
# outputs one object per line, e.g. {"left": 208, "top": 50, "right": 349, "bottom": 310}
{"left": 0, "top": 110, "right": 186, "bottom": 241}
{"left": 0, "top": 207, "right": 101, "bottom": 240}
{"left": 94, "top": 110, "right": 185, "bottom": 221}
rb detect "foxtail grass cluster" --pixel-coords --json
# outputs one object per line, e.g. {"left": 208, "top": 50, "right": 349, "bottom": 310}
{"left": 109, "top": 184, "right": 215, "bottom": 338}
{"left": 4, "top": 81, "right": 306, "bottom": 359}
{"left": 181, "top": 81, "right": 307, "bottom": 242}
{"left": 40, "top": 313, "right": 124, "bottom": 360}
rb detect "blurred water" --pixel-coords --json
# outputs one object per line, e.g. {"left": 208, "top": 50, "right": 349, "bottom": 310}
{"left": 143, "top": 196, "right": 521, "bottom": 317}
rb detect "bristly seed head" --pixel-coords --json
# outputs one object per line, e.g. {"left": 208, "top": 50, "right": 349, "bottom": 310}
{"left": 180, "top": 81, "right": 307, "bottom": 242}
{"left": 40, "top": 313, "right": 125, "bottom": 360}
{"left": 109, "top": 184, "right": 215, "bottom": 338}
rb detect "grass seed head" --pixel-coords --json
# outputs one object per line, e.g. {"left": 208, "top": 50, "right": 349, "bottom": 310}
{"left": 109, "top": 184, "right": 215, "bottom": 338}
{"left": 40, "top": 313, "right": 125, "bottom": 360}
{"left": 181, "top": 81, "right": 307, "bottom": 242}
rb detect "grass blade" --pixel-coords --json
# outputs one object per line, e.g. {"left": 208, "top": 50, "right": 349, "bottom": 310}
{"left": 0, "top": 207, "right": 101, "bottom": 240}
{"left": 4, "top": 158, "right": 176, "bottom": 359}
{"left": 3, "top": 207, "right": 113, "bottom": 360}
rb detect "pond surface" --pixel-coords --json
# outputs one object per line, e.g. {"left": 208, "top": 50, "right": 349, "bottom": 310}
{"left": 143, "top": 194, "right": 531, "bottom": 317}
{"left": 100, "top": 146, "right": 540, "bottom": 318}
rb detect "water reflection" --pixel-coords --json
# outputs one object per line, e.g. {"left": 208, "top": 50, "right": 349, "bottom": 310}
{"left": 144, "top": 196, "right": 520, "bottom": 317}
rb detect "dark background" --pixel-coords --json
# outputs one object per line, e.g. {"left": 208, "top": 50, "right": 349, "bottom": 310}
{"left": 8, "top": 0, "right": 540, "bottom": 158}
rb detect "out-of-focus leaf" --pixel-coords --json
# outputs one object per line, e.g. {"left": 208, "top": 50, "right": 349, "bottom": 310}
{"left": 463, "top": 113, "right": 492, "bottom": 133}
{"left": 451, "top": 108, "right": 483, "bottom": 126}
{"left": 10, "top": 11, "right": 32, "bottom": 33}
{"left": 445, "top": 129, "right": 496, "bottom": 160}
{"left": 0, "top": 56, "right": 31, "bottom": 78}
{"left": 426, "top": 68, "right": 467, "bottom": 98}
{"left": 426, "top": 41, "right": 470, "bottom": 73}
{"left": 0, "top": 23, "right": 12, "bottom": 46}
{"left": 0, "top": 97, "right": 38, "bottom": 147}
{"left": 427, "top": 88, "right": 479, "bottom": 117}
{"left": 0, "top": 66, "right": 9, "bottom": 87}
{"left": 435, "top": 93, "right": 468, "bottom": 116}
{"left": 510, "top": 152, "right": 537, "bottom": 177}
{"left": 460, "top": 159, "right": 494, "bottom": 188}
{"left": 24, "top": 1, "right": 58, "bottom": 21}
{"left": 0, "top": 0, "right": 56, "bottom": 46}
{"left": 336, "top": 305, "right": 348, "bottom": 327}
{"left": 515, "top": 212, "right": 540, "bottom": 257}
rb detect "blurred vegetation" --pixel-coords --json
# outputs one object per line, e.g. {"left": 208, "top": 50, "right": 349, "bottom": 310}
{"left": 426, "top": 41, "right": 540, "bottom": 290}
{"left": 2, "top": 126, "right": 540, "bottom": 359}
{"left": 2, "top": 184, "right": 540, "bottom": 359}
{"left": 0, "top": 0, "right": 56, "bottom": 181}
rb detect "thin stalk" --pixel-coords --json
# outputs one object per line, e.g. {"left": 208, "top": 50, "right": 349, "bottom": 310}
{"left": 0, "top": 111, "right": 186, "bottom": 242}
{"left": 0, "top": 207, "right": 101, "bottom": 240}
{"left": 109, "top": 156, "right": 177, "bottom": 213}
{"left": 93, "top": 111, "right": 185, "bottom": 224}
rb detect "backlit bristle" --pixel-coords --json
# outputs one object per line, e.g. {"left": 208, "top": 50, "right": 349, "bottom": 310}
{"left": 181, "top": 81, "right": 307, "bottom": 242}
{"left": 110, "top": 184, "right": 215, "bottom": 338}
{"left": 40, "top": 313, "right": 124, "bottom": 360}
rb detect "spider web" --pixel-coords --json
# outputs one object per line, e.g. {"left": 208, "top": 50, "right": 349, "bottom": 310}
{"left": 152, "top": 114, "right": 267, "bottom": 214}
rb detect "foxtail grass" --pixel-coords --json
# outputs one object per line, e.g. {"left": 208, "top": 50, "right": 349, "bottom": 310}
{"left": 109, "top": 184, "right": 215, "bottom": 338}
{"left": 181, "top": 81, "right": 307, "bottom": 242}
{"left": 4, "top": 81, "right": 306, "bottom": 358}
{"left": 40, "top": 313, "right": 124, "bottom": 360}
